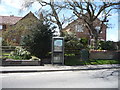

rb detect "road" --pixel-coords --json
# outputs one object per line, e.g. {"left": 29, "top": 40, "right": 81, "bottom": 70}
{"left": 1, "top": 69, "right": 119, "bottom": 88}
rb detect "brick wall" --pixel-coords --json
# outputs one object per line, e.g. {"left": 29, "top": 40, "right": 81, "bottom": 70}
{"left": 89, "top": 50, "right": 119, "bottom": 60}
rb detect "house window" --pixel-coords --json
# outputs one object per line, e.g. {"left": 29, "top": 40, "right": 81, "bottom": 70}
{"left": 3, "top": 25, "right": 6, "bottom": 29}
{"left": 95, "top": 26, "right": 100, "bottom": 33}
{"left": 100, "top": 31, "right": 103, "bottom": 33}
{"left": 0, "top": 25, "right": 2, "bottom": 30}
{"left": 75, "top": 25, "right": 83, "bottom": 32}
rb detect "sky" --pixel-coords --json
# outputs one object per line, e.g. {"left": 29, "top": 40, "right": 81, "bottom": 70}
{"left": 0, "top": 0, "right": 119, "bottom": 42}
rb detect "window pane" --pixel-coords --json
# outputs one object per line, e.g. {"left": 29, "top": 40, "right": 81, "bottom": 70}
{"left": 95, "top": 26, "right": 100, "bottom": 32}
{"left": 76, "top": 25, "right": 83, "bottom": 32}
{"left": 0, "top": 25, "right": 2, "bottom": 30}
{"left": 3, "top": 25, "right": 6, "bottom": 29}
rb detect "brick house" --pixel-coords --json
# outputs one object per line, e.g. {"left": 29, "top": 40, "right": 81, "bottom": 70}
{"left": 1, "top": 12, "right": 39, "bottom": 45}
{"left": 62, "top": 18, "right": 107, "bottom": 44}
{"left": 0, "top": 15, "right": 22, "bottom": 35}
{"left": 0, "top": 15, "right": 22, "bottom": 46}
{"left": 0, "top": 15, "right": 22, "bottom": 30}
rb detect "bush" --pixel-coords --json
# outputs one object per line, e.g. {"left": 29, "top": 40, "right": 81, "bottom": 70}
{"left": 64, "top": 34, "right": 89, "bottom": 56}
{"left": 21, "top": 21, "right": 54, "bottom": 59}
{"left": 2, "top": 39, "right": 9, "bottom": 46}
{"left": 80, "top": 38, "right": 89, "bottom": 48}
{"left": 99, "top": 41, "right": 118, "bottom": 50}
{"left": 117, "top": 41, "right": 120, "bottom": 50}
{"left": 65, "top": 34, "right": 83, "bottom": 49}
{"left": 9, "top": 46, "right": 31, "bottom": 59}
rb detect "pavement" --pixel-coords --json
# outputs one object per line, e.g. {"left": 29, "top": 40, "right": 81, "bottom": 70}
{"left": 0, "top": 64, "right": 120, "bottom": 73}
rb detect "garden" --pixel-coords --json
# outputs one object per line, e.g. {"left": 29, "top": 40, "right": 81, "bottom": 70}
{"left": 2, "top": 38, "right": 120, "bottom": 66}
{"left": 2, "top": 14, "right": 120, "bottom": 66}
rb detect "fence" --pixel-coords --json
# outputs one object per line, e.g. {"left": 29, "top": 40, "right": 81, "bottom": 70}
{"left": 1, "top": 46, "right": 16, "bottom": 58}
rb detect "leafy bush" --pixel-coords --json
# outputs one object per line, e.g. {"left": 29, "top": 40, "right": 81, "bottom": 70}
{"left": 65, "top": 34, "right": 84, "bottom": 49}
{"left": 117, "top": 41, "right": 120, "bottom": 50}
{"left": 9, "top": 46, "right": 31, "bottom": 59}
{"left": 64, "top": 34, "right": 89, "bottom": 56}
{"left": 21, "top": 21, "right": 54, "bottom": 59}
{"left": 99, "top": 41, "right": 118, "bottom": 50}
{"left": 2, "top": 39, "right": 9, "bottom": 46}
{"left": 80, "top": 38, "right": 89, "bottom": 48}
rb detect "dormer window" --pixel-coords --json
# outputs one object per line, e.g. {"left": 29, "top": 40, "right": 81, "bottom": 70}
{"left": 75, "top": 25, "right": 84, "bottom": 32}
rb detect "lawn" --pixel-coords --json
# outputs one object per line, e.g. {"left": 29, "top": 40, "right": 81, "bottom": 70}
{"left": 64, "top": 56, "right": 120, "bottom": 66}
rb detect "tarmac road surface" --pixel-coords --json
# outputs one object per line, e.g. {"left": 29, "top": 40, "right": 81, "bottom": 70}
{"left": 1, "top": 69, "right": 119, "bottom": 88}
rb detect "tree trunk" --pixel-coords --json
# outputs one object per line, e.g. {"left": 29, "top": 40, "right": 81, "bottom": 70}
{"left": 58, "top": 24, "right": 64, "bottom": 37}
{"left": 94, "top": 35, "right": 98, "bottom": 50}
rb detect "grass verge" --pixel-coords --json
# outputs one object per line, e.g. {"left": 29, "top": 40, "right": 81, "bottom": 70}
{"left": 65, "top": 56, "right": 120, "bottom": 66}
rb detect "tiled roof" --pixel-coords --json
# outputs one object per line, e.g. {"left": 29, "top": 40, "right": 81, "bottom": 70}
{"left": 0, "top": 15, "right": 22, "bottom": 25}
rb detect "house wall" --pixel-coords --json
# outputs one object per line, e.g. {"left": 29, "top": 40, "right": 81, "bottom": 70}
{"left": 1, "top": 12, "right": 39, "bottom": 46}
{"left": 62, "top": 18, "right": 107, "bottom": 41}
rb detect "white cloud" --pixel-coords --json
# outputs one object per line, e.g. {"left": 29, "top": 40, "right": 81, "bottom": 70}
{"left": 0, "top": 5, "right": 6, "bottom": 12}
{"left": 32, "top": 1, "right": 42, "bottom": 10}
{"left": 0, "top": 5, "right": 9, "bottom": 16}
{"left": 2, "top": 0, "right": 42, "bottom": 12}
{"left": 107, "top": 29, "right": 118, "bottom": 41}
{"left": 108, "top": 13, "right": 118, "bottom": 20}
{"left": 0, "top": 13, "right": 9, "bottom": 16}
{"left": 111, "top": 13, "right": 118, "bottom": 17}
{"left": 2, "top": 0, "right": 23, "bottom": 9}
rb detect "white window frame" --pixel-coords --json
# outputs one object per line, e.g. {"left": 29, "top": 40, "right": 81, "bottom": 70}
{"left": 95, "top": 26, "right": 100, "bottom": 33}
{"left": 75, "top": 24, "right": 84, "bottom": 32}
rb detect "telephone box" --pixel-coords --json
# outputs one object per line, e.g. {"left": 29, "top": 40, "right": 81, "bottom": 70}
{"left": 51, "top": 37, "right": 64, "bottom": 65}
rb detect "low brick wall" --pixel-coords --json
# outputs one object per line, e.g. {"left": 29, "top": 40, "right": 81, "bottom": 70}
{"left": 2, "top": 59, "right": 41, "bottom": 66}
{"left": 89, "top": 50, "right": 119, "bottom": 60}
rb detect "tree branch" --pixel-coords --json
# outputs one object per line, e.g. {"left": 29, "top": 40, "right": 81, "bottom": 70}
{"left": 93, "top": 2, "right": 120, "bottom": 20}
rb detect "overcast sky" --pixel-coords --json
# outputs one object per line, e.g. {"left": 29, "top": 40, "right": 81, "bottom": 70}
{"left": 0, "top": 0, "right": 119, "bottom": 41}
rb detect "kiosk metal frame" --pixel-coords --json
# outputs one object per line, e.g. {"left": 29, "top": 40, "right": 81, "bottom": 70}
{"left": 51, "top": 37, "right": 64, "bottom": 65}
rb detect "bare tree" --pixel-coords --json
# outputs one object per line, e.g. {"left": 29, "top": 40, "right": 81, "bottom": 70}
{"left": 21, "top": 0, "right": 74, "bottom": 36}
{"left": 21, "top": 0, "right": 120, "bottom": 49}
{"left": 65, "top": 0, "right": 120, "bottom": 49}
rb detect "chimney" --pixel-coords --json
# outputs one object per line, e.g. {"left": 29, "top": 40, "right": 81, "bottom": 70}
{"left": 10, "top": 15, "right": 14, "bottom": 17}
